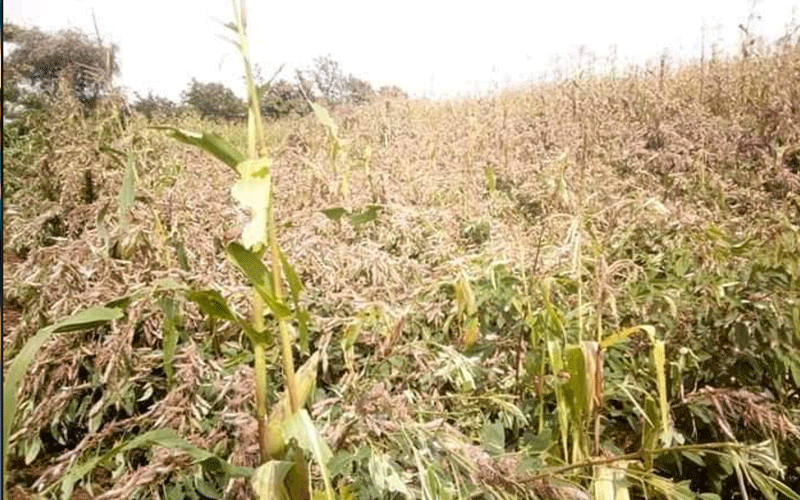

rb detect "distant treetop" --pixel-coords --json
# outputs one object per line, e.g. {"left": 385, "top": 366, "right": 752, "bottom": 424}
{"left": 180, "top": 78, "right": 245, "bottom": 120}
{"left": 378, "top": 85, "right": 409, "bottom": 100}
{"left": 3, "top": 22, "right": 119, "bottom": 109}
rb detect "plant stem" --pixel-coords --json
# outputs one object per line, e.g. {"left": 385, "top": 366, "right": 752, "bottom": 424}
{"left": 231, "top": 0, "right": 275, "bottom": 464}
{"left": 517, "top": 441, "right": 756, "bottom": 483}
{"left": 253, "top": 342, "right": 270, "bottom": 462}
{"left": 250, "top": 291, "right": 270, "bottom": 462}
{"left": 232, "top": 0, "right": 265, "bottom": 158}
{"left": 269, "top": 203, "right": 300, "bottom": 413}
{"left": 232, "top": 0, "right": 299, "bottom": 416}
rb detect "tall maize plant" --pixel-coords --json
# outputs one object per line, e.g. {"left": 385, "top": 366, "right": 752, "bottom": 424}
{"left": 155, "top": 1, "right": 334, "bottom": 497}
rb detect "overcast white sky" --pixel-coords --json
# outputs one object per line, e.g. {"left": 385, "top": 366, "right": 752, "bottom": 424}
{"left": 4, "top": 0, "right": 799, "bottom": 101}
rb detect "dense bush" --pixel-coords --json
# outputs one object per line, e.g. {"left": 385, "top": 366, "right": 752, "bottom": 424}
{"left": 180, "top": 78, "right": 245, "bottom": 120}
{"left": 259, "top": 79, "right": 312, "bottom": 119}
{"left": 132, "top": 91, "right": 178, "bottom": 120}
{"left": 2, "top": 23, "right": 118, "bottom": 110}
{"left": 304, "top": 55, "right": 379, "bottom": 106}
{"left": 378, "top": 85, "right": 409, "bottom": 100}
{"left": 343, "top": 75, "right": 375, "bottom": 104}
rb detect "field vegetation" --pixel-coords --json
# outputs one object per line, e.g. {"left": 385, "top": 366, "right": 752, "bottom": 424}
{"left": 3, "top": 4, "right": 800, "bottom": 499}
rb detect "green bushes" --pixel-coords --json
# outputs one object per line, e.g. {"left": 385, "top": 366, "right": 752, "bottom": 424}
{"left": 2, "top": 22, "right": 119, "bottom": 109}
{"left": 132, "top": 91, "right": 179, "bottom": 121}
{"left": 260, "top": 79, "right": 312, "bottom": 119}
{"left": 181, "top": 78, "right": 245, "bottom": 120}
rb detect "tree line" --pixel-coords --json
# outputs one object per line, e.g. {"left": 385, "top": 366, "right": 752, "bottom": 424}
{"left": 2, "top": 23, "right": 408, "bottom": 123}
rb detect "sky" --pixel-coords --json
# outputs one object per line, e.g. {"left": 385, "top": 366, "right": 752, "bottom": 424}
{"left": 4, "top": 0, "right": 800, "bottom": 101}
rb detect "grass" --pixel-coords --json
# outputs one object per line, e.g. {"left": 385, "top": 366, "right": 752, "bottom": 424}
{"left": 3, "top": 9, "right": 800, "bottom": 500}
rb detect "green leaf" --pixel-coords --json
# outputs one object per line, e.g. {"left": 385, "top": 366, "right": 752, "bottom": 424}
{"left": 368, "top": 450, "right": 411, "bottom": 497}
{"left": 310, "top": 102, "right": 339, "bottom": 139}
{"left": 547, "top": 340, "right": 570, "bottom": 461}
{"left": 231, "top": 158, "right": 271, "bottom": 250}
{"left": 150, "top": 278, "right": 190, "bottom": 293}
{"left": 425, "top": 465, "right": 452, "bottom": 500}
{"left": 681, "top": 451, "right": 706, "bottom": 467}
{"left": 226, "top": 243, "right": 272, "bottom": 290}
{"left": 251, "top": 461, "right": 293, "bottom": 500}
{"left": 185, "top": 289, "right": 264, "bottom": 344}
{"left": 194, "top": 476, "right": 223, "bottom": 499}
{"left": 643, "top": 477, "right": 694, "bottom": 500}
{"left": 564, "top": 343, "right": 591, "bottom": 462}
{"left": 321, "top": 207, "right": 348, "bottom": 222}
{"left": 61, "top": 455, "right": 103, "bottom": 499}
{"left": 527, "top": 428, "right": 554, "bottom": 452}
{"left": 152, "top": 126, "right": 244, "bottom": 171}
{"left": 226, "top": 243, "right": 291, "bottom": 319}
{"left": 642, "top": 396, "right": 659, "bottom": 470}
{"left": 480, "top": 419, "right": 505, "bottom": 456}
{"left": 279, "top": 250, "right": 304, "bottom": 302}
{"left": 565, "top": 344, "right": 589, "bottom": 422}
{"left": 186, "top": 290, "right": 239, "bottom": 322}
{"left": 173, "top": 239, "right": 191, "bottom": 272}
{"left": 198, "top": 456, "right": 242, "bottom": 499}
{"left": 752, "top": 471, "right": 800, "bottom": 500}
{"left": 99, "top": 147, "right": 138, "bottom": 232}
{"left": 601, "top": 325, "right": 654, "bottom": 349}
{"left": 119, "top": 149, "right": 137, "bottom": 231}
{"left": 349, "top": 205, "right": 383, "bottom": 227}
{"left": 23, "top": 436, "right": 41, "bottom": 466}
{"left": 282, "top": 410, "right": 335, "bottom": 499}
{"left": 283, "top": 409, "right": 333, "bottom": 465}
{"left": 328, "top": 450, "right": 355, "bottom": 478}
{"left": 51, "top": 306, "right": 125, "bottom": 334}
{"left": 278, "top": 250, "right": 310, "bottom": 352}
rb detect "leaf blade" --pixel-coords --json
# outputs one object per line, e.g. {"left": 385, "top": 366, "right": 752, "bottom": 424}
{"left": 152, "top": 126, "right": 245, "bottom": 170}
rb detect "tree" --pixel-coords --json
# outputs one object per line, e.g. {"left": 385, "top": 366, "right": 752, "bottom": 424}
{"left": 181, "top": 78, "right": 244, "bottom": 119}
{"left": 259, "top": 79, "right": 312, "bottom": 119}
{"left": 294, "top": 69, "right": 316, "bottom": 101}
{"left": 2, "top": 22, "right": 119, "bottom": 110}
{"left": 310, "top": 55, "right": 346, "bottom": 103}
{"left": 132, "top": 91, "right": 177, "bottom": 120}
{"left": 378, "top": 85, "right": 408, "bottom": 100}
{"left": 306, "top": 55, "right": 378, "bottom": 105}
{"left": 343, "top": 75, "right": 374, "bottom": 104}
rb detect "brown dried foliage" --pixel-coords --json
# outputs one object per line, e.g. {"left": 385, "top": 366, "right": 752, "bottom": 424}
{"left": 3, "top": 40, "right": 800, "bottom": 497}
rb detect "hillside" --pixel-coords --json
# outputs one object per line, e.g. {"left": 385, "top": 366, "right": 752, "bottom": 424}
{"left": 3, "top": 39, "right": 800, "bottom": 500}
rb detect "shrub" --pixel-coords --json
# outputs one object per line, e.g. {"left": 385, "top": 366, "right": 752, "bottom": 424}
{"left": 132, "top": 91, "right": 177, "bottom": 120}
{"left": 259, "top": 79, "right": 312, "bottom": 119}
{"left": 180, "top": 78, "right": 245, "bottom": 120}
{"left": 2, "top": 23, "right": 118, "bottom": 110}
{"left": 343, "top": 75, "right": 374, "bottom": 104}
{"left": 377, "top": 85, "right": 408, "bottom": 100}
